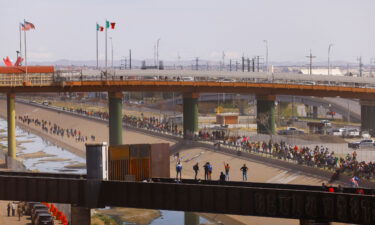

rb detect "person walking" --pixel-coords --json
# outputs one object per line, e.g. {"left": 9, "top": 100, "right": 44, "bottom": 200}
{"left": 219, "top": 172, "right": 226, "bottom": 183}
{"left": 193, "top": 163, "right": 199, "bottom": 180}
{"left": 11, "top": 202, "right": 16, "bottom": 216}
{"left": 224, "top": 162, "right": 230, "bottom": 181}
{"left": 176, "top": 161, "right": 182, "bottom": 181}
{"left": 203, "top": 162, "right": 209, "bottom": 180}
{"left": 17, "top": 204, "right": 22, "bottom": 221}
{"left": 240, "top": 164, "right": 248, "bottom": 181}
{"left": 208, "top": 162, "right": 213, "bottom": 180}
{"left": 7, "top": 202, "right": 10, "bottom": 217}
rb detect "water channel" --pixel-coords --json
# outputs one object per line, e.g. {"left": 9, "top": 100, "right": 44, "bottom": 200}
{"left": 0, "top": 118, "right": 211, "bottom": 225}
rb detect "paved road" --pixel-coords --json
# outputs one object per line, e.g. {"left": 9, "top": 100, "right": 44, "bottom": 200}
{"left": 0, "top": 201, "right": 30, "bottom": 225}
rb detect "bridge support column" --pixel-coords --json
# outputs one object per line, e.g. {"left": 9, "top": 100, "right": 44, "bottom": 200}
{"left": 108, "top": 92, "right": 123, "bottom": 145}
{"left": 256, "top": 95, "right": 275, "bottom": 134}
{"left": 360, "top": 100, "right": 375, "bottom": 136}
{"left": 184, "top": 212, "right": 199, "bottom": 225}
{"left": 183, "top": 93, "right": 199, "bottom": 139}
{"left": 71, "top": 206, "right": 90, "bottom": 225}
{"left": 7, "top": 93, "right": 16, "bottom": 167}
{"left": 312, "top": 106, "right": 318, "bottom": 119}
{"left": 238, "top": 98, "right": 246, "bottom": 116}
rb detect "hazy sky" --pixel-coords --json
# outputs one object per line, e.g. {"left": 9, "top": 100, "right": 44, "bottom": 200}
{"left": 0, "top": 0, "right": 374, "bottom": 63}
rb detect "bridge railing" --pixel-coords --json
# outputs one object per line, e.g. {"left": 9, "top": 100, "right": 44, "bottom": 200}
{"left": 1, "top": 69, "right": 375, "bottom": 90}
{"left": 0, "top": 73, "right": 55, "bottom": 86}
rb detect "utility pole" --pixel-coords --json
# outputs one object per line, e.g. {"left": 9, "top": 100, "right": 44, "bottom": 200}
{"left": 229, "top": 59, "right": 232, "bottom": 71}
{"left": 242, "top": 56, "right": 245, "bottom": 72}
{"left": 177, "top": 53, "right": 181, "bottom": 70}
{"left": 256, "top": 56, "right": 260, "bottom": 72}
{"left": 247, "top": 58, "right": 250, "bottom": 72}
{"left": 153, "top": 45, "right": 156, "bottom": 67}
{"left": 156, "top": 38, "right": 161, "bottom": 69}
{"left": 129, "top": 49, "right": 132, "bottom": 70}
{"left": 222, "top": 51, "right": 226, "bottom": 71}
{"left": 252, "top": 58, "right": 255, "bottom": 72}
{"left": 263, "top": 40, "right": 268, "bottom": 73}
{"left": 328, "top": 44, "right": 334, "bottom": 75}
{"left": 195, "top": 57, "right": 199, "bottom": 71}
{"left": 358, "top": 56, "right": 363, "bottom": 77}
{"left": 306, "top": 50, "right": 316, "bottom": 75}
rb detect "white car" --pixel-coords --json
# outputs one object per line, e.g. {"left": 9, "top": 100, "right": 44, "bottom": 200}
{"left": 320, "top": 120, "right": 332, "bottom": 127}
{"left": 218, "top": 78, "right": 236, "bottom": 82}
{"left": 180, "top": 76, "right": 194, "bottom": 81}
{"left": 343, "top": 128, "right": 360, "bottom": 138}
{"left": 331, "top": 128, "right": 346, "bottom": 136}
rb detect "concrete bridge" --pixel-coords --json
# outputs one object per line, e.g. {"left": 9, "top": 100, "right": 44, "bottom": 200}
{"left": 1, "top": 66, "right": 374, "bottom": 168}
{"left": 0, "top": 170, "right": 374, "bottom": 225}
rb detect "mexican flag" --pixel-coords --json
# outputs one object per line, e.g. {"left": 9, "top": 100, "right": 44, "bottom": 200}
{"left": 106, "top": 20, "right": 116, "bottom": 29}
{"left": 96, "top": 23, "right": 104, "bottom": 31}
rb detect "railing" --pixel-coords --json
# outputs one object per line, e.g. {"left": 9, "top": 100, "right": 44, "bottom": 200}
{"left": 0, "top": 69, "right": 375, "bottom": 90}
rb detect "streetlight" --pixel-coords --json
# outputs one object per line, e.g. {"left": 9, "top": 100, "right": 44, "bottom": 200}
{"left": 263, "top": 40, "right": 268, "bottom": 73}
{"left": 109, "top": 37, "right": 113, "bottom": 70}
{"left": 328, "top": 44, "right": 334, "bottom": 75}
{"left": 156, "top": 38, "right": 161, "bottom": 69}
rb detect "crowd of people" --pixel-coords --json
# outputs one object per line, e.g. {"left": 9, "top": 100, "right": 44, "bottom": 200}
{"left": 18, "top": 115, "right": 95, "bottom": 143}
{"left": 40, "top": 105, "right": 375, "bottom": 182}
{"left": 6, "top": 202, "right": 24, "bottom": 220}
{"left": 197, "top": 130, "right": 375, "bottom": 181}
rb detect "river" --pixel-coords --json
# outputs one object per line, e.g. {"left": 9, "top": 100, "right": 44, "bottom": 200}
{"left": 0, "top": 118, "right": 211, "bottom": 225}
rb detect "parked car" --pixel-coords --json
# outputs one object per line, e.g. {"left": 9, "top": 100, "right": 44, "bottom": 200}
{"left": 343, "top": 128, "right": 360, "bottom": 138}
{"left": 217, "top": 78, "right": 236, "bottom": 82}
{"left": 31, "top": 204, "right": 48, "bottom": 218}
{"left": 331, "top": 128, "right": 346, "bottom": 136}
{"left": 277, "top": 127, "right": 305, "bottom": 135}
{"left": 26, "top": 202, "right": 39, "bottom": 215}
{"left": 141, "top": 76, "right": 158, "bottom": 80}
{"left": 180, "top": 76, "right": 194, "bottom": 81}
{"left": 348, "top": 139, "right": 375, "bottom": 149}
{"left": 32, "top": 209, "right": 50, "bottom": 225}
{"left": 34, "top": 213, "right": 54, "bottom": 225}
{"left": 320, "top": 120, "right": 332, "bottom": 127}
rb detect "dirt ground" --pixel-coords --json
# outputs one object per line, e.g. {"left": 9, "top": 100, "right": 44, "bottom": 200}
{"left": 0, "top": 100, "right": 347, "bottom": 225}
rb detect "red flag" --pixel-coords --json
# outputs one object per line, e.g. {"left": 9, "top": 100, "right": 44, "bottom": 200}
{"left": 14, "top": 57, "right": 23, "bottom": 66}
{"left": 100, "top": 26, "right": 104, "bottom": 31}
{"left": 3, "top": 56, "right": 13, "bottom": 66}
{"left": 110, "top": 22, "right": 116, "bottom": 29}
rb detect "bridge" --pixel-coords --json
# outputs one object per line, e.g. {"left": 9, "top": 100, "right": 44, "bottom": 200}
{"left": 0, "top": 170, "right": 374, "bottom": 225}
{"left": 1, "top": 66, "right": 375, "bottom": 168}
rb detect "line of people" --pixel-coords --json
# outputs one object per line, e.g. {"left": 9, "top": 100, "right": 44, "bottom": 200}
{"left": 176, "top": 160, "right": 249, "bottom": 182}
{"left": 18, "top": 115, "right": 95, "bottom": 143}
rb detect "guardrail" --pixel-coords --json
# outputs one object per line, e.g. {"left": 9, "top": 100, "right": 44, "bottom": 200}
{"left": 0, "top": 69, "right": 375, "bottom": 90}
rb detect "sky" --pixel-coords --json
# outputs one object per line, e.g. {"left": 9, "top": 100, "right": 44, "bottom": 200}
{"left": 0, "top": 0, "right": 374, "bottom": 64}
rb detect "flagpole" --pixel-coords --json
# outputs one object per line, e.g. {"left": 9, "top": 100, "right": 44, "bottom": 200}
{"left": 105, "top": 20, "right": 108, "bottom": 75}
{"left": 24, "top": 22, "right": 28, "bottom": 79}
{"left": 19, "top": 23, "right": 22, "bottom": 61}
{"left": 96, "top": 23, "right": 98, "bottom": 69}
